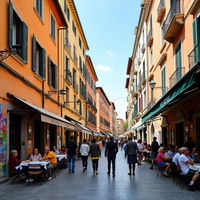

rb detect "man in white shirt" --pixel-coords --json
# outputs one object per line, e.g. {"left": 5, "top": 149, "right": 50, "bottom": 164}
{"left": 179, "top": 147, "right": 199, "bottom": 191}
{"left": 137, "top": 139, "right": 143, "bottom": 165}
{"left": 80, "top": 139, "right": 89, "bottom": 171}
{"left": 132, "top": 136, "right": 138, "bottom": 144}
{"left": 172, "top": 148, "right": 181, "bottom": 170}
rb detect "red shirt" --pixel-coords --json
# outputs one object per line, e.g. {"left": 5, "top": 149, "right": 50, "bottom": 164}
{"left": 9, "top": 156, "right": 21, "bottom": 171}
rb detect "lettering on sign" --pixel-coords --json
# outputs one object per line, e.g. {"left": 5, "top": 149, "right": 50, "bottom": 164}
{"left": 160, "top": 96, "right": 170, "bottom": 108}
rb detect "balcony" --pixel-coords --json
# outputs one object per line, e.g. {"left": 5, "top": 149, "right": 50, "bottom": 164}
{"left": 65, "top": 38, "right": 71, "bottom": 55}
{"left": 140, "top": 71, "right": 146, "bottom": 86}
{"left": 132, "top": 85, "right": 139, "bottom": 98}
{"left": 73, "top": 80, "right": 78, "bottom": 93}
{"left": 147, "top": 29, "right": 153, "bottom": 47}
{"left": 169, "top": 67, "right": 185, "bottom": 89}
{"left": 163, "top": 0, "right": 184, "bottom": 43}
{"left": 73, "top": 52, "right": 78, "bottom": 66}
{"left": 132, "top": 112, "right": 138, "bottom": 120}
{"left": 133, "top": 64, "right": 138, "bottom": 75}
{"left": 148, "top": 98, "right": 157, "bottom": 111}
{"left": 188, "top": 41, "right": 200, "bottom": 70}
{"left": 137, "top": 57, "right": 142, "bottom": 65}
{"left": 141, "top": 43, "right": 146, "bottom": 53}
{"left": 66, "top": 69, "right": 72, "bottom": 85}
{"left": 157, "top": 0, "right": 165, "bottom": 23}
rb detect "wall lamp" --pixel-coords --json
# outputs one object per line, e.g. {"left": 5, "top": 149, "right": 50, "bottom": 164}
{"left": 65, "top": 99, "right": 81, "bottom": 105}
{"left": 0, "top": 45, "right": 21, "bottom": 62}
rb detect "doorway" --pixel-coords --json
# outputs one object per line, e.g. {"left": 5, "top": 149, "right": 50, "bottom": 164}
{"left": 34, "top": 120, "right": 41, "bottom": 152}
{"left": 175, "top": 122, "right": 184, "bottom": 147}
{"left": 9, "top": 114, "right": 21, "bottom": 159}
{"left": 65, "top": 130, "right": 70, "bottom": 145}
{"left": 50, "top": 124, "right": 56, "bottom": 149}
{"left": 140, "top": 129, "right": 142, "bottom": 140}
{"left": 162, "top": 126, "right": 168, "bottom": 145}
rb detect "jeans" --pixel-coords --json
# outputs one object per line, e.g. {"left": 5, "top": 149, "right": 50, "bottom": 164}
{"left": 13, "top": 167, "right": 28, "bottom": 179}
{"left": 81, "top": 156, "right": 88, "bottom": 168}
{"left": 107, "top": 157, "right": 116, "bottom": 174}
{"left": 47, "top": 163, "right": 56, "bottom": 177}
{"left": 92, "top": 159, "right": 99, "bottom": 171}
{"left": 68, "top": 155, "right": 76, "bottom": 172}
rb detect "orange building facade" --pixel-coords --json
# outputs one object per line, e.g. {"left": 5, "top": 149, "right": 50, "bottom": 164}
{"left": 142, "top": 0, "right": 200, "bottom": 150}
{"left": 0, "top": 0, "right": 75, "bottom": 181}
{"left": 109, "top": 102, "right": 116, "bottom": 136}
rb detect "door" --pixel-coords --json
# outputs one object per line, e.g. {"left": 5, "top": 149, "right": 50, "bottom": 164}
{"left": 196, "top": 117, "right": 200, "bottom": 154}
{"left": 9, "top": 114, "right": 21, "bottom": 160}
{"left": 175, "top": 122, "right": 184, "bottom": 147}
{"left": 162, "top": 126, "right": 168, "bottom": 145}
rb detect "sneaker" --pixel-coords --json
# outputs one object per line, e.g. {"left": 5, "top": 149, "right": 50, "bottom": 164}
{"left": 48, "top": 177, "right": 52, "bottom": 181}
{"left": 72, "top": 171, "right": 75, "bottom": 173}
{"left": 163, "top": 172, "right": 169, "bottom": 177}
{"left": 69, "top": 168, "right": 71, "bottom": 173}
{"left": 107, "top": 172, "right": 110, "bottom": 175}
{"left": 83, "top": 167, "right": 86, "bottom": 172}
{"left": 150, "top": 166, "right": 153, "bottom": 170}
{"left": 188, "top": 184, "right": 195, "bottom": 191}
{"left": 26, "top": 179, "right": 34, "bottom": 183}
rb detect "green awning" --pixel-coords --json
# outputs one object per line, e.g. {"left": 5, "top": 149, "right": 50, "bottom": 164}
{"left": 142, "top": 69, "right": 197, "bottom": 123}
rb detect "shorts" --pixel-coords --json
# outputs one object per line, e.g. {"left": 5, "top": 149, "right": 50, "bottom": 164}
{"left": 187, "top": 169, "right": 197, "bottom": 175}
{"left": 152, "top": 152, "right": 158, "bottom": 158}
{"left": 157, "top": 161, "right": 166, "bottom": 166}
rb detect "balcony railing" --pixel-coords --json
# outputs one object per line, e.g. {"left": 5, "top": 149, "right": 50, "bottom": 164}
{"left": 65, "top": 38, "right": 71, "bottom": 55}
{"left": 157, "top": 0, "right": 165, "bottom": 23}
{"left": 141, "top": 43, "right": 146, "bottom": 53}
{"left": 163, "top": 0, "right": 183, "bottom": 43}
{"left": 73, "top": 52, "right": 78, "bottom": 66}
{"left": 137, "top": 57, "right": 142, "bottom": 65}
{"left": 169, "top": 67, "right": 185, "bottom": 89}
{"left": 66, "top": 69, "right": 72, "bottom": 85}
{"left": 188, "top": 41, "right": 200, "bottom": 70}
{"left": 148, "top": 98, "right": 157, "bottom": 111}
{"left": 133, "top": 64, "right": 138, "bottom": 75}
{"left": 147, "top": 29, "right": 153, "bottom": 47}
{"left": 132, "top": 112, "right": 138, "bottom": 120}
{"left": 139, "top": 71, "right": 146, "bottom": 86}
{"left": 73, "top": 80, "right": 78, "bottom": 93}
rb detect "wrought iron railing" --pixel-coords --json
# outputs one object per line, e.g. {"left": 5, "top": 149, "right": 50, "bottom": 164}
{"left": 73, "top": 52, "right": 78, "bottom": 66}
{"left": 65, "top": 38, "right": 71, "bottom": 55}
{"left": 163, "top": 0, "right": 182, "bottom": 37}
{"left": 188, "top": 41, "right": 200, "bottom": 69}
{"left": 148, "top": 98, "right": 157, "bottom": 111}
{"left": 66, "top": 69, "right": 72, "bottom": 85}
{"left": 73, "top": 80, "right": 78, "bottom": 92}
{"left": 169, "top": 67, "right": 185, "bottom": 88}
{"left": 147, "top": 29, "right": 153, "bottom": 44}
{"left": 157, "top": 0, "right": 165, "bottom": 19}
{"left": 132, "top": 112, "right": 138, "bottom": 120}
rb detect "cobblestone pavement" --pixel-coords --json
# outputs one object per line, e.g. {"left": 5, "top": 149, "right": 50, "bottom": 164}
{"left": 0, "top": 148, "right": 200, "bottom": 200}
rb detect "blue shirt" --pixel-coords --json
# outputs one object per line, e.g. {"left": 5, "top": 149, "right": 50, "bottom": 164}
{"left": 170, "top": 151, "right": 177, "bottom": 157}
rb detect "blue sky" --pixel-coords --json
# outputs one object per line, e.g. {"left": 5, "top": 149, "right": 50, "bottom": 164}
{"left": 75, "top": 0, "right": 141, "bottom": 120}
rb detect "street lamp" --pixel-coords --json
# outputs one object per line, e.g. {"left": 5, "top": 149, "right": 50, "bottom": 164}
{"left": 149, "top": 80, "right": 156, "bottom": 108}
{"left": 0, "top": 45, "right": 21, "bottom": 62}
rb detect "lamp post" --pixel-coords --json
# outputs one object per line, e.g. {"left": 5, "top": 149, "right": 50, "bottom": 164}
{"left": 149, "top": 80, "right": 156, "bottom": 108}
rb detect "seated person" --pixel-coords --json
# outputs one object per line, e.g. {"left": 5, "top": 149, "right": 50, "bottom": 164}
{"left": 172, "top": 148, "right": 181, "bottom": 171}
{"left": 157, "top": 147, "right": 172, "bottom": 177}
{"left": 52, "top": 146, "right": 59, "bottom": 155}
{"left": 41, "top": 147, "right": 57, "bottom": 181}
{"left": 169, "top": 146, "right": 177, "bottom": 157}
{"left": 9, "top": 150, "right": 34, "bottom": 183}
{"left": 191, "top": 147, "right": 200, "bottom": 163}
{"left": 179, "top": 147, "right": 199, "bottom": 191}
{"left": 29, "top": 148, "right": 42, "bottom": 161}
{"left": 60, "top": 146, "right": 67, "bottom": 155}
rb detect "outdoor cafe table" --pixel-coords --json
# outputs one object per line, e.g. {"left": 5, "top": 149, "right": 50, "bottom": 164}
{"left": 15, "top": 161, "right": 50, "bottom": 170}
{"left": 189, "top": 164, "right": 200, "bottom": 189}
{"left": 55, "top": 155, "right": 67, "bottom": 161}
{"left": 141, "top": 150, "right": 152, "bottom": 163}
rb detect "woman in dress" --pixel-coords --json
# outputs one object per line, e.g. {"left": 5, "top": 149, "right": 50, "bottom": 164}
{"left": 29, "top": 148, "right": 42, "bottom": 161}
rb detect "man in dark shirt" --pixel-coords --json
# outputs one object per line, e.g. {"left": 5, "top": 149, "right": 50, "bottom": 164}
{"left": 184, "top": 137, "right": 195, "bottom": 154}
{"left": 105, "top": 136, "right": 118, "bottom": 177}
{"left": 66, "top": 136, "right": 78, "bottom": 173}
{"left": 150, "top": 137, "right": 159, "bottom": 170}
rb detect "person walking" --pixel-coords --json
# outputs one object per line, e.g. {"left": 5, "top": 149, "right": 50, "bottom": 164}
{"left": 66, "top": 136, "right": 78, "bottom": 173}
{"left": 89, "top": 139, "right": 101, "bottom": 175}
{"left": 150, "top": 137, "right": 159, "bottom": 170}
{"left": 125, "top": 137, "right": 139, "bottom": 175}
{"left": 137, "top": 139, "right": 144, "bottom": 165}
{"left": 80, "top": 139, "right": 89, "bottom": 171}
{"left": 105, "top": 136, "right": 118, "bottom": 177}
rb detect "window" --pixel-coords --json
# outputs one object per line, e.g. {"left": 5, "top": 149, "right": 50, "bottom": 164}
{"left": 35, "top": 0, "right": 43, "bottom": 19}
{"left": 83, "top": 47, "right": 85, "bottom": 56}
{"left": 144, "top": 91, "right": 146, "bottom": 108}
{"left": 50, "top": 13, "right": 56, "bottom": 41}
{"left": 9, "top": 0, "right": 28, "bottom": 63}
{"left": 175, "top": 41, "right": 182, "bottom": 69}
{"left": 74, "top": 95, "right": 76, "bottom": 110}
{"left": 150, "top": 14, "right": 153, "bottom": 37}
{"left": 48, "top": 56, "right": 57, "bottom": 89}
{"left": 150, "top": 48, "right": 153, "bottom": 67}
{"left": 161, "top": 66, "right": 166, "bottom": 95}
{"left": 66, "top": 87, "right": 69, "bottom": 103}
{"left": 72, "top": 20, "right": 76, "bottom": 36}
{"left": 32, "top": 34, "right": 46, "bottom": 79}
{"left": 73, "top": 68, "right": 77, "bottom": 90}
{"left": 80, "top": 100, "right": 82, "bottom": 115}
{"left": 160, "top": 15, "right": 165, "bottom": 48}
{"left": 79, "top": 37, "right": 82, "bottom": 48}
{"left": 67, "top": 8, "right": 70, "bottom": 21}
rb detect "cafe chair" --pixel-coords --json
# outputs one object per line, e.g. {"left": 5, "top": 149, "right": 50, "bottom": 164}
{"left": 9, "top": 164, "right": 24, "bottom": 185}
{"left": 27, "top": 164, "right": 43, "bottom": 186}
{"left": 155, "top": 160, "right": 166, "bottom": 177}
{"left": 178, "top": 167, "right": 193, "bottom": 189}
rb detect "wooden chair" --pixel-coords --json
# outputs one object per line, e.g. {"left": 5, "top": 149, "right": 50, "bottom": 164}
{"left": 155, "top": 160, "right": 167, "bottom": 177}
{"left": 27, "top": 164, "right": 43, "bottom": 186}
{"left": 178, "top": 166, "right": 193, "bottom": 189}
{"left": 9, "top": 164, "right": 23, "bottom": 185}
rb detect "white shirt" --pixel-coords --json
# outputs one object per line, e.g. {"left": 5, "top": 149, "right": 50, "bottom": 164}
{"left": 172, "top": 153, "right": 181, "bottom": 166}
{"left": 179, "top": 154, "right": 193, "bottom": 175}
{"left": 132, "top": 139, "right": 138, "bottom": 144}
{"left": 137, "top": 143, "right": 143, "bottom": 151}
{"left": 80, "top": 144, "right": 89, "bottom": 156}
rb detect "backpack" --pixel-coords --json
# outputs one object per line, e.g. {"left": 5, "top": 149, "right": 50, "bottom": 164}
{"left": 151, "top": 141, "right": 159, "bottom": 152}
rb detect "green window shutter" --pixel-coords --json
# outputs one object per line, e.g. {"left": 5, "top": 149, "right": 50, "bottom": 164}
{"left": 143, "top": 61, "right": 145, "bottom": 75}
{"left": 73, "top": 68, "right": 75, "bottom": 88}
{"left": 80, "top": 101, "right": 82, "bottom": 115}
{"left": 72, "top": 20, "right": 74, "bottom": 33}
{"left": 83, "top": 48, "right": 85, "bottom": 56}
{"left": 41, "top": 48, "right": 46, "bottom": 80}
{"left": 68, "top": 8, "right": 70, "bottom": 21}
{"left": 64, "top": 0, "right": 66, "bottom": 13}
{"left": 9, "top": 0, "right": 13, "bottom": 49}
{"left": 48, "top": 56, "right": 51, "bottom": 85}
{"left": 80, "top": 79, "right": 81, "bottom": 95}
{"left": 20, "top": 22, "right": 28, "bottom": 63}
{"left": 150, "top": 14, "right": 152, "bottom": 36}
{"left": 51, "top": 15, "right": 55, "bottom": 40}
{"left": 54, "top": 64, "right": 57, "bottom": 90}
{"left": 32, "top": 34, "right": 36, "bottom": 71}
{"left": 66, "top": 56, "right": 68, "bottom": 79}
{"left": 82, "top": 81, "right": 83, "bottom": 96}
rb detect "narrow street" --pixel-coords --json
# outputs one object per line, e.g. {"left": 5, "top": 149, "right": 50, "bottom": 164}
{"left": 0, "top": 148, "right": 200, "bottom": 200}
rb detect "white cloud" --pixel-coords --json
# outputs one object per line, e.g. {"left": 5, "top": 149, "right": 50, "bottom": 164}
{"left": 97, "top": 65, "right": 113, "bottom": 71}
{"left": 107, "top": 50, "right": 114, "bottom": 57}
